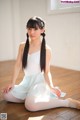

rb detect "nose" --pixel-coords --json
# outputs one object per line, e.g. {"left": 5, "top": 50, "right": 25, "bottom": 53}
{"left": 30, "top": 29, "right": 35, "bottom": 35}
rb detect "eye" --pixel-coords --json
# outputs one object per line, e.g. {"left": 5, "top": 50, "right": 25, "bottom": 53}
{"left": 28, "top": 28, "right": 31, "bottom": 30}
{"left": 34, "top": 28, "right": 38, "bottom": 30}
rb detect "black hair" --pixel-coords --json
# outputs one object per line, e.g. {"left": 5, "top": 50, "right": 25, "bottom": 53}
{"left": 22, "top": 16, "right": 46, "bottom": 72}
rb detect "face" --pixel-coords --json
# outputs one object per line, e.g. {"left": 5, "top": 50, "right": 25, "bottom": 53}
{"left": 27, "top": 27, "right": 44, "bottom": 40}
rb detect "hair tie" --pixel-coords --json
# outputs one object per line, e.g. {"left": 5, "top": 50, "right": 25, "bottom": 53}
{"left": 41, "top": 33, "right": 45, "bottom": 38}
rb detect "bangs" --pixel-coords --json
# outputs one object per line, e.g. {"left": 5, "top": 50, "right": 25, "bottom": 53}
{"left": 26, "top": 19, "right": 39, "bottom": 29}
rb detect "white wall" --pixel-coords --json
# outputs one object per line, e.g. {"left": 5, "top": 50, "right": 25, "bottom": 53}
{"left": 0, "top": 0, "right": 80, "bottom": 71}
{"left": 0, "top": 0, "right": 21, "bottom": 60}
{"left": 0, "top": 0, "right": 14, "bottom": 60}
{"left": 46, "top": 13, "right": 80, "bottom": 71}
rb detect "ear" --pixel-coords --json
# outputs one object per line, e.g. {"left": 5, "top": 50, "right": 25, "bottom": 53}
{"left": 41, "top": 28, "right": 45, "bottom": 34}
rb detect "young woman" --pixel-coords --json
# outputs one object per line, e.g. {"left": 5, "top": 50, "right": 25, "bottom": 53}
{"left": 3, "top": 16, "right": 80, "bottom": 111}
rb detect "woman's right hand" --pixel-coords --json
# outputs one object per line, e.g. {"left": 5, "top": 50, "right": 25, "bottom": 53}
{"left": 3, "top": 83, "right": 14, "bottom": 93}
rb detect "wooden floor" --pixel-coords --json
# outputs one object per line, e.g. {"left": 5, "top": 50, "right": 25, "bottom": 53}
{"left": 0, "top": 60, "right": 80, "bottom": 120}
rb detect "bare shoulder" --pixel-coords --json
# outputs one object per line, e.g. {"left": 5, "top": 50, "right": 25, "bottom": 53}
{"left": 19, "top": 42, "right": 25, "bottom": 51}
{"left": 19, "top": 42, "right": 25, "bottom": 48}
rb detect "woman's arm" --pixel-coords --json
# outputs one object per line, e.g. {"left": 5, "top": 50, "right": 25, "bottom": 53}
{"left": 44, "top": 48, "right": 61, "bottom": 97}
{"left": 3, "top": 43, "right": 24, "bottom": 93}
{"left": 11, "top": 44, "right": 23, "bottom": 84}
{"left": 44, "top": 48, "right": 54, "bottom": 89}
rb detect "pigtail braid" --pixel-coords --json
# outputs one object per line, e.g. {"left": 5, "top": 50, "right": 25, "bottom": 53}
{"left": 40, "top": 32, "right": 46, "bottom": 72}
{"left": 22, "top": 33, "right": 29, "bottom": 68}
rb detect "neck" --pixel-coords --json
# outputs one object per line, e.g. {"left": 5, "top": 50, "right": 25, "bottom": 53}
{"left": 30, "top": 38, "right": 41, "bottom": 46}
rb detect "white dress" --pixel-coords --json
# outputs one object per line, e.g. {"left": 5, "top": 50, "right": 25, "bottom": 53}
{"left": 11, "top": 51, "right": 66, "bottom": 100}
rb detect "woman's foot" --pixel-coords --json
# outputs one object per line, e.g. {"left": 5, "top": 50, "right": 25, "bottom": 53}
{"left": 67, "top": 98, "right": 80, "bottom": 109}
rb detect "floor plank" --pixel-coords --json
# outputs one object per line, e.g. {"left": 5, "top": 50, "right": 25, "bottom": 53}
{"left": 0, "top": 60, "right": 80, "bottom": 120}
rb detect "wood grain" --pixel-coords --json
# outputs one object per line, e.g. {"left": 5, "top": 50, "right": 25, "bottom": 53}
{"left": 0, "top": 60, "right": 80, "bottom": 120}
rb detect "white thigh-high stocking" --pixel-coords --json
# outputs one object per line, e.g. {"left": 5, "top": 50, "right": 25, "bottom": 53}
{"left": 3, "top": 92, "right": 24, "bottom": 103}
{"left": 25, "top": 96, "right": 70, "bottom": 111}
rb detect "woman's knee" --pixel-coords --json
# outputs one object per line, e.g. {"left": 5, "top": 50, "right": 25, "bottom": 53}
{"left": 3, "top": 92, "right": 24, "bottom": 103}
{"left": 25, "top": 97, "right": 38, "bottom": 112}
{"left": 3, "top": 93, "right": 9, "bottom": 101}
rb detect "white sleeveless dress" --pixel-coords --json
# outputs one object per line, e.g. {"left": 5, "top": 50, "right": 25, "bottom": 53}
{"left": 11, "top": 51, "right": 66, "bottom": 100}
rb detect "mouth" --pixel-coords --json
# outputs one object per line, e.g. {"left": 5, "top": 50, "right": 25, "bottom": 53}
{"left": 30, "top": 35, "right": 35, "bottom": 38}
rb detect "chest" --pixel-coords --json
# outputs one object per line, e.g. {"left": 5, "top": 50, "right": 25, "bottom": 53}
{"left": 28, "top": 51, "right": 40, "bottom": 65}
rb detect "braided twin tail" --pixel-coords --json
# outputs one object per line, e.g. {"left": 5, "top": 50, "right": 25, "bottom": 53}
{"left": 22, "top": 33, "right": 29, "bottom": 69}
{"left": 40, "top": 32, "right": 46, "bottom": 72}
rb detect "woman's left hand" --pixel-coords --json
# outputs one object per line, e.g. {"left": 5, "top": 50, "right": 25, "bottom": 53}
{"left": 51, "top": 87, "right": 61, "bottom": 97}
